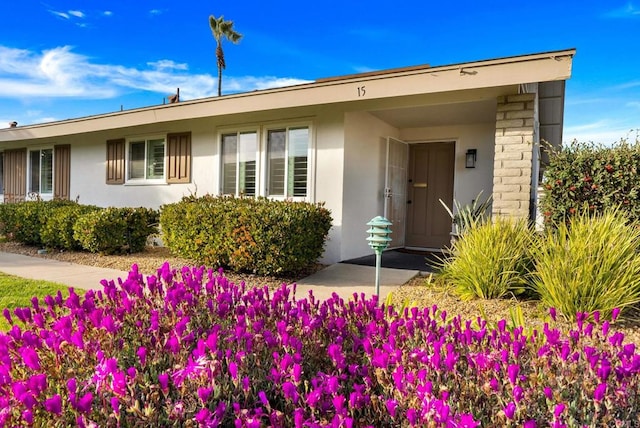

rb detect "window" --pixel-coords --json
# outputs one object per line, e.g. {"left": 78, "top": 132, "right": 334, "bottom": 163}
{"left": 107, "top": 134, "right": 190, "bottom": 185}
{"left": 29, "top": 149, "right": 53, "bottom": 194}
{"left": 267, "top": 126, "right": 309, "bottom": 197}
{"left": 128, "top": 138, "right": 165, "bottom": 181}
{"left": 221, "top": 131, "right": 258, "bottom": 196}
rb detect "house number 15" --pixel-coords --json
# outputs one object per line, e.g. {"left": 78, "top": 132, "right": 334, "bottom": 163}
{"left": 357, "top": 86, "right": 366, "bottom": 97}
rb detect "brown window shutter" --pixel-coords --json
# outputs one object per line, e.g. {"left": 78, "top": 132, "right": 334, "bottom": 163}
{"left": 54, "top": 144, "right": 71, "bottom": 200}
{"left": 106, "top": 139, "right": 125, "bottom": 184}
{"left": 3, "top": 148, "right": 27, "bottom": 203}
{"left": 167, "top": 132, "right": 191, "bottom": 183}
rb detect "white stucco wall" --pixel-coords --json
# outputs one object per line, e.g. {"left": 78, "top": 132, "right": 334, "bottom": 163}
{"left": 342, "top": 111, "right": 400, "bottom": 261}
{"left": 69, "top": 120, "right": 214, "bottom": 208}
{"left": 401, "top": 123, "right": 495, "bottom": 217}
{"left": 57, "top": 109, "right": 348, "bottom": 264}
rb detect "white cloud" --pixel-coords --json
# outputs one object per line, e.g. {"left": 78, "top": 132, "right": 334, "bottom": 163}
{"left": 103, "top": 11, "right": 113, "bottom": 17}
{"left": 49, "top": 10, "right": 69, "bottom": 19}
{"left": 68, "top": 10, "right": 85, "bottom": 18}
{"left": 605, "top": 2, "right": 640, "bottom": 18}
{"left": 0, "top": 45, "right": 312, "bottom": 104}
{"left": 147, "top": 60, "right": 189, "bottom": 71}
{"left": 564, "top": 120, "right": 639, "bottom": 145}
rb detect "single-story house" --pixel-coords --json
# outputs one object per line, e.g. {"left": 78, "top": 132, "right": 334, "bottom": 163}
{"left": 0, "top": 48, "right": 575, "bottom": 264}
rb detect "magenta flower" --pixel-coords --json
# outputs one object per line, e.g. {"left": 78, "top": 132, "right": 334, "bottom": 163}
{"left": 258, "top": 391, "right": 269, "bottom": 407}
{"left": 74, "top": 392, "right": 93, "bottom": 413}
{"left": 612, "top": 307, "right": 621, "bottom": 321}
{"left": 524, "top": 421, "right": 537, "bottom": 428}
{"left": 158, "top": 373, "right": 169, "bottom": 393}
{"left": 385, "top": 399, "right": 398, "bottom": 418}
{"left": 195, "top": 408, "right": 211, "bottom": 424}
{"left": 458, "top": 414, "right": 479, "bottom": 427}
{"left": 594, "top": 383, "right": 607, "bottom": 401}
{"left": 229, "top": 361, "right": 238, "bottom": 380}
{"left": 110, "top": 397, "right": 120, "bottom": 415}
{"left": 504, "top": 402, "right": 516, "bottom": 419}
{"left": 282, "top": 381, "right": 299, "bottom": 402}
{"left": 549, "top": 307, "right": 557, "bottom": 321}
{"left": 198, "top": 386, "right": 212, "bottom": 403}
{"left": 44, "top": 394, "right": 62, "bottom": 414}
{"left": 554, "top": 402, "right": 566, "bottom": 417}
{"left": 136, "top": 346, "right": 147, "bottom": 366}
{"left": 507, "top": 364, "right": 519, "bottom": 385}
{"left": 2, "top": 308, "right": 12, "bottom": 325}
{"left": 20, "top": 347, "right": 40, "bottom": 371}
{"left": 22, "top": 410, "right": 33, "bottom": 424}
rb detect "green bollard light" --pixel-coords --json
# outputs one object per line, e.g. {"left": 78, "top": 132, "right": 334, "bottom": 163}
{"left": 366, "top": 216, "right": 392, "bottom": 300}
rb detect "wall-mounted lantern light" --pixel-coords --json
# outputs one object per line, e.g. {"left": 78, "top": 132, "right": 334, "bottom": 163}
{"left": 465, "top": 149, "right": 477, "bottom": 168}
{"left": 366, "top": 216, "right": 392, "bottom": 300}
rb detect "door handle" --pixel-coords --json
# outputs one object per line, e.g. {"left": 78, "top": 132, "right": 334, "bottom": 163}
{"left": 407, "top": 200, "right": 412, "bottom": 204}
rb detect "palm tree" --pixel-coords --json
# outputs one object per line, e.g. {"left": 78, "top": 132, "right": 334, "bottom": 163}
{"left": 209, "top": 14, "right": 242, "bottom": 96}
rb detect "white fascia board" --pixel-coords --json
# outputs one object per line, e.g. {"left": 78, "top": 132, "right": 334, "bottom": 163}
{"left": 0, "top": 49, "right": 575, "bottom": 142}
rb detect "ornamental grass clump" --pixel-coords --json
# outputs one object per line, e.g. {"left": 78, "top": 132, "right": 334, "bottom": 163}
{"left": 2, "top": 264, "right": 640, "bottom": 426}
{"left": 439, "top": 217, "right": 535, "bottom": 300}
{"left": 532, "top": 208, "right": 640, "bottom": 321}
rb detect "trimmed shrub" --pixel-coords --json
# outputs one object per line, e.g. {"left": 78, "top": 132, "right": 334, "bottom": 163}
{"left": 40, "top": 204, "right": 102, "bottom": 250}
{"left": 7, "top": 200, "right": 78, "bottom": 246}
{"left": 541, "top": 139, "right": 640, "bottom": 226}
{"left": 0, "top": 203, "right": 19, "bottom": 239}
{"left": 438, "top": 218, "right": 535, "bottom": 300}
{"left": 160, "top": 195, "right": 332, "bottom": 275}
{"left": 532, "top": 208, "right": 640, "bottom": 321}
{"left": 73, "top": 207, "right": 159, "bottom": 254}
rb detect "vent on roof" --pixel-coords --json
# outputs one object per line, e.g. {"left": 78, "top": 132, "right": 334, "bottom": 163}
{"left": 168, "top": 88, "right": 180, "bottom": 104}
{"left": 9, "top": 121, "right": 17, "bottom": 128}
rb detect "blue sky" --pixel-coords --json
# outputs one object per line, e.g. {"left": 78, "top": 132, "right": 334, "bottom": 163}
{"left": 1, "top": 1, "right": 639, "bottom": 144}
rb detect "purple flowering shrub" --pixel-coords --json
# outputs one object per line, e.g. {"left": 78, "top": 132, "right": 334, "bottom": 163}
{"left": 2, "top": 263, "right": 640, "bottom": 427}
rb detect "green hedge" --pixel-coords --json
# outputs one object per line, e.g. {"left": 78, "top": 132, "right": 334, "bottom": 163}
{"left": 40, "top": 204, "right": 102, "bottom": 250}
{"left": 4, "top": 200, "right": 78, "bottom": 246}
{"left": 160, "top": 195, "right": 332, "bottom": 275}
{"left": 73, "top": 207, "right": 159, "bottom": 254}
{"left": 541, "top": 139, "right": 640, "bottom": 226}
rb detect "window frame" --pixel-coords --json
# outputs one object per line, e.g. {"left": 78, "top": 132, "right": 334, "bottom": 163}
{"left": 263, "top": 122, "right": 314, "bottom": 201}
{"left": 218, "top": 127, "right": 260, "bottom": 197}
{"left": 125, "top": 135, "right": 167, "bottom": 184}
{"left": 27, "top": 147, "right": 54, "bottom": 199}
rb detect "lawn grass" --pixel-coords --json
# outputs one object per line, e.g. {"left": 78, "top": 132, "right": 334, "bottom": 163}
{"left": 0, "top": 272, "right": 80, "bottom": 331}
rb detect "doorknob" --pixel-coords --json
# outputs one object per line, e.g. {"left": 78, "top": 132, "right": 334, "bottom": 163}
{"left": 407, "top": 200, "right": 412, "bottom": 204}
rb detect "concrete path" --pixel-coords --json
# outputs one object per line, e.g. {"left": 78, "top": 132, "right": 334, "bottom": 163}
{"left": 0, "top": 252, "right": 419, "bottom": 302}
{"left": 295, "top": 263, "right": 419, "bottom": 301}
{"left": 0, "top": 252, "right": 129, "bottom": 290}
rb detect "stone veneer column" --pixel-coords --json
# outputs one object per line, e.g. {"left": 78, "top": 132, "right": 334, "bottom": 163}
{"left": 492, "top": 93, "right": 536, "bottom": 219}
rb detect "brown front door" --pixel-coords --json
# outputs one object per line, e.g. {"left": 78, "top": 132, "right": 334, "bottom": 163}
{"left": 406, "top": 142, "right": 455, "bottom": 248}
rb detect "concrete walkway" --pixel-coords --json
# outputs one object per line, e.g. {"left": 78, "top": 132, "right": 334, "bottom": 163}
{"left": 0, "top": 252, "right": 419, "bottom": 302}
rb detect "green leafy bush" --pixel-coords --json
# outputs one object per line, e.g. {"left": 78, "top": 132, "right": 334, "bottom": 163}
{"left": 0, "top": 203, "right": 19, "bottom": 239}
{"left": 160, "top": 195, "right": 332, "bottom": 275}
{"left": 40, "top": 204, "right": 101, "bottom": 250}
{"left": 73, "top": 207, "right": 159, "bottom": 254}
{"left": 541, "top": 139, "right": 640, "bottom": 226}
{"left": 6, "top": 200, "right": 78, "bottom": 246}
{"left": 438, "top": 218, "right": 535, "bottom": 300}
{"left": 532, "top": 208, "right": 640, "bottom": 321}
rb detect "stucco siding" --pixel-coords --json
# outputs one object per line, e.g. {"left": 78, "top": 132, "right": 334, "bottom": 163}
{"left": 342, "top": 111, "right": 400, "bottom": 261}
